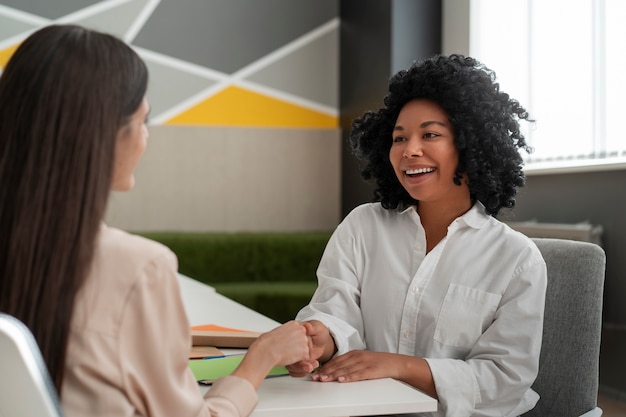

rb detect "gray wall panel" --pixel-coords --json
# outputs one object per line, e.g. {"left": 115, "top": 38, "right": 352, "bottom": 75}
{"left": 247, "top": 25, "right": 339, "bottom": 108}
{"left": 0, "top": 0, "right": 100, "bottom": 19}
{"left": 133, "top": 0, "right": 338, "bottom": 74}
{"left": 0, "top": 16, "right": 37, "bottom": 38}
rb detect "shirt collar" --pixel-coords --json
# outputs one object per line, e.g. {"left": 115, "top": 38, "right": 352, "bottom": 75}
{"left": 399, "top": 201, "right": 491, "bottom": 230}
{"left": 458, "top": 201, "right": 491, "bottom": 229}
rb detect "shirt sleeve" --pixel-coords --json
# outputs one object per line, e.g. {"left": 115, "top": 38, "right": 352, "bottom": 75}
{"left": 295, "top": 219, "right": 367, "bottom": 355}
{"left": 117, "top": 249, "right": 258, "bottom": 417}
{"left": 425, "top": 253, "right": 547, "bottom": 417}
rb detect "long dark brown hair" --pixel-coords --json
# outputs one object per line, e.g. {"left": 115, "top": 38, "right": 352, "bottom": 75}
{"left": 0, "top": 24, "right": 148, "bottom": 393}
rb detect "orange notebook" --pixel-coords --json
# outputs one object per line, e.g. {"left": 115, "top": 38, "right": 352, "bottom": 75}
{"left": 190, "top": 324, "right": 261, "bottom": 348}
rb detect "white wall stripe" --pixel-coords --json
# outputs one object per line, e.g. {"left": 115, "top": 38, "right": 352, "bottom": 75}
{"left": 147, "top": 18, "right": 340, "bottom": 124}
{"left": 56, "top": 0, "right": 133, "bottom": 24}
{"left": 235, "top": 79, "right": 337, "bottom": 116}
{"left": 0, "top": 5, "right": 49, "bottom": 26}
{"left": 135, "top": 46, "right": 229, "bottom": 81}
{"left": 0, "top": 0, "right": 135, "bottom": 49}
{"left": 124, "top": 0, "right": 160, "bottom": 43}
{"left": 233, "top": 18, "right": 339, "bottom": 80}
{"left": 149, "top": 82, "right": 229, "bottom": 125}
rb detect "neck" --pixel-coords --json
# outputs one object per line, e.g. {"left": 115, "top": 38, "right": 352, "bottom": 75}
{"left": 417, "top": 199, "right": 473, "bottom": 252}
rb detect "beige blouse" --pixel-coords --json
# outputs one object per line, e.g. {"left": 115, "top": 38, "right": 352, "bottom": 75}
{"left": 61, "top": 225, "right": 258, "bottom": 417}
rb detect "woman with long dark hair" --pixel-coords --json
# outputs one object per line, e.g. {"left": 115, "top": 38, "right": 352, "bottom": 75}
{"left": 0, "top": 24, "right": 311, "bottom": 417}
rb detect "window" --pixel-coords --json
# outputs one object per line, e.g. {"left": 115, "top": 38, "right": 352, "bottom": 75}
{"left": 470, "top": 0, "right": 626, "bottom": 173}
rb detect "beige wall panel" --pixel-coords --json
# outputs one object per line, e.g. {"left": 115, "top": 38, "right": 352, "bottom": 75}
{"left": 105, "top": 126, "right": 342, "bottom": 232}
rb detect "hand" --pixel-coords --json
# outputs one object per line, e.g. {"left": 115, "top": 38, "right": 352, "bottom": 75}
{"left": 286, "top": 320, "right": 335, "bottom": 377}
{"left": 309, "top": 350, "right": 438, "bottom": 398}
{"left": 233, "top": 321, "right": 311, "bottom": 388}
{"left": 310, "top": 350, "right": 401, "bottom": 383}
{"left": 252, "top": 320, "right": 311, "bottom": 366}
{"left": 303, "top": 320, "right": 336, "bottom": 362}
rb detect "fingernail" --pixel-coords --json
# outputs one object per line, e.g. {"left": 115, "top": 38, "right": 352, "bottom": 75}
{"left": 311, "top": 373, "right": 319, "bottom": 381}
{"left": 338, "top": 376, "right": 346, "bottom": 382}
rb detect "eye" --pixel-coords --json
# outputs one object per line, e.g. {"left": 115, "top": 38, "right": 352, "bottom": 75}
{"left": 392, "top": 135, "right": 406, "bottom": 143}
{"left": 423, "top": 132, "right": 440, "bottom": 139}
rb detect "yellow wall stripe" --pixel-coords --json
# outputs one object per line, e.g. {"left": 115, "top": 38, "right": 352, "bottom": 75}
{"left": 166, "top": 85, "right": 338, "bottom": 128}
{"left": 0, "top": 43, "right": 19, "bottom": 69}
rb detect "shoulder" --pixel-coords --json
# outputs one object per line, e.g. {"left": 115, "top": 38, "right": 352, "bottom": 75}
{"left": 96, "top": 225, "right": 178, "bottom": 272}
{"left": 330, "top": 203, "right": 415, "bottom": 250}
{"left": 496, "top": 219, "right": 542, "bottom": 252}
{"left": 77, "top": 226, "right": 180, "bottom": 323}
{"left": 481, "top": 218, "right": 546, "bottom": 272}
{"left": 70, "top": 225, "right": 180, "bottom": 335}
{"left": 89, "top": 225, "right": 179, "bottom": 299}
{"left": 458, "top": 205, "right": 545, "bottom": 271}
{"left": 465, "top": 204, "right": 541, "bottom": 256}
{"left": 342, "top": 202, "right": 407, "bottom": 225}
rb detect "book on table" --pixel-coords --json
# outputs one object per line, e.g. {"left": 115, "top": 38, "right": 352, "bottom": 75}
{"left": 191, "top": 323, "right": 261, "bottom": 348}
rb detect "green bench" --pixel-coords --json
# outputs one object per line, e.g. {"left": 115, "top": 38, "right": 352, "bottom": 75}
{"left": 138, "top": 232, "right": 332, "bottom": 323}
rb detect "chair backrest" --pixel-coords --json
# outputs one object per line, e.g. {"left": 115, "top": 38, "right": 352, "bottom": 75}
{"left": 0, "top": 313, "right": 65, "bottom": 417}
{"left": 521, "top": 238, "right": 606, "bottom": 417}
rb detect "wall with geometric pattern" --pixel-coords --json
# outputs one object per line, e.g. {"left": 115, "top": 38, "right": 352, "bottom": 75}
{"left": 0, "top": 0, "right": 342, "bottom": 231}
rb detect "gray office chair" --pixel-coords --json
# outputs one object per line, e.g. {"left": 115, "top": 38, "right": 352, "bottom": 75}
{"left": 522, "top": 238, "right": 606, "bottom": 417}
{"left": 0, "top": 313, "right": 65, "bottom": 417}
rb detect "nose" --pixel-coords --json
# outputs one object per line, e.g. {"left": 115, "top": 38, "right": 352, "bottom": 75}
{"left": 402, "top": 137, "right": 424, "bottom": 158}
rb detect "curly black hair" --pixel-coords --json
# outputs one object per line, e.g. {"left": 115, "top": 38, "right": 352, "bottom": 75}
{"left": 349, "top": 54, "right": 533, "bottom": 217}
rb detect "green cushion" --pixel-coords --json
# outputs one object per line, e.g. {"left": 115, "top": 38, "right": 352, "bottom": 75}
{"left": 137, "top": 232, "right": 331, "bottom": 284}
{"left": 212, "top": 282, "right": 318, "bottom": 324}
{"left": 135, "top": 232, "right": 330, "bottom": 323}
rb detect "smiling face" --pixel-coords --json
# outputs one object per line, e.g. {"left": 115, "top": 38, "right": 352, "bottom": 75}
{"left": 111, "top": 97, "right": 150, "bottom": 191}
{"left": 389, "top": 98, "right": 470, "bottom": 211}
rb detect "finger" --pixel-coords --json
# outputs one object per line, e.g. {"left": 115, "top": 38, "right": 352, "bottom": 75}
{"left": 318, "top": 364, "right": 371, "bottom": 383}
{"left": 285, "top": 363, "right": 309, "bottom": 377}
{"left": 286, "top": 360, "right": 318, "bottom": 377}
{"left": 301, "top": 321, "right": 314, "bottom": 334}
{"left": 305, "top": 320, "right": 327, "bottom": 336}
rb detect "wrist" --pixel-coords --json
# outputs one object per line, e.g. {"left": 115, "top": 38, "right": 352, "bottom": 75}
{"left": 231, "top": 346, "right": 275, "bottom": 389}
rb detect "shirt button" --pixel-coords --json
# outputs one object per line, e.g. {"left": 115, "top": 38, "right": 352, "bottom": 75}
{"left": 411, "top": 286, "right": 419, "bottom": 294}
{"left": 403, "top": 331, "right": 411, "bottom": 338}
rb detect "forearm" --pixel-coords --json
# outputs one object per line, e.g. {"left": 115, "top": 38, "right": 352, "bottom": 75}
{"left": 231, "top": 344, "right": 276, "bottom": 389}
{"left": 395, "top": 355, "right": 438, "bottom": 399}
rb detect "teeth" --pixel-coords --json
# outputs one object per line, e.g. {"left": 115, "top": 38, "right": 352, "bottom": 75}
{"left": 405, "top": 167, "right": 434, "bottom": 175}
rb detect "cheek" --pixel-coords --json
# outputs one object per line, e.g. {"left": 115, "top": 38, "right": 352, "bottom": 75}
{"left": 131, "top": 128, "right": 148, "bottom": 160}
{"left": 389, "top": 147, "right": 403, "bottom": 169}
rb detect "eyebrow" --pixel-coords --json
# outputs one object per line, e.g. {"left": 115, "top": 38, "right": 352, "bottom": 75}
{"left": 393, "top": 120, "right": 448, "bottom": 131}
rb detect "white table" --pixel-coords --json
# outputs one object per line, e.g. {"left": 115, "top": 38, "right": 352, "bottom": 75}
{"left": 251, "top": 376, "right": 436, "bottom": 417}
{"left": 178, "top": 274, "right": 438, "bottom": 416}
{"left": 178, "top": 274, "right": 278, "bottom": 331}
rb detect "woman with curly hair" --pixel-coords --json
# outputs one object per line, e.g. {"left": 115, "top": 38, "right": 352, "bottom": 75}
{"left": 288, "top": 54, "right": 547, "bottom": 416}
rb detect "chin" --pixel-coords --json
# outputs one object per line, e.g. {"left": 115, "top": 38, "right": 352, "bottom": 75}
{"left": 111, "top": 179, "right": 135, "bottom": 192}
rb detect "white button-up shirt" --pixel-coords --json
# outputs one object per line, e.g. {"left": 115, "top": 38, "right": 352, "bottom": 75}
{"left": 296, "top": 202, "right": 547, "bottom": 417}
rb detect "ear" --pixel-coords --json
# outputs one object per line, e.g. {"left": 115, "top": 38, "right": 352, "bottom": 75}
{"left": 453, "top": 171, "right": 463, "bottom": 186}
